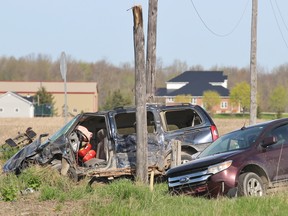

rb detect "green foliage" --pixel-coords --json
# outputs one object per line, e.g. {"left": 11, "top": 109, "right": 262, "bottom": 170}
{"left": 214, "top": 112, "right": 288, "bottom": 120}
{"left": 174, "top": 94, "right": 192, "bottom": 103}
{"left": 0, "top": 174, "right": 19, "bottom": 201}
{"left": 230, "top": 82, "right": 250, "bottom": 113}
{"left": 38, "top": 168, "right": 91, "bottom": 202}
{"left": 34, "top": 86, "right": 57, "bottom": 116}
{"left": 101, "top": 89, "right": 132, "bottom": 110}
{"left": 0, "top": 146, "right": 19, "bottom": 162}
{"left": 269, "top": 85, "right": 288, "bottom": 118}
{"left": 203, "top": 90, "right": 221, "bottom": 114}
{"left": 34, "top": 86, "right": 53, "bottom": 104}
{"left": 18, "top": 167, "right": 42, "bottom": 190}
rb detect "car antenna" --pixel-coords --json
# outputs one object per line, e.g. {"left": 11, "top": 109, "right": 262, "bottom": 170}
{"left": 241, "top": 119, "right": 247, "bottom": 130}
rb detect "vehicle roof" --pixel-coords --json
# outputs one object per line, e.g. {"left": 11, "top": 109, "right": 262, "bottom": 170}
{"left": 110, "top": 103, "right": 198, "bottom": 113}
{"left": 228, "top": 118, "right": 288, "bottom": 134}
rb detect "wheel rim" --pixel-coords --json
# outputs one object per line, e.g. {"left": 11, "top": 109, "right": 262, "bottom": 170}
{"left": 181, "top": 159, "right": 190, "bottom": 164}
{"left": 247, "top": 177, "right": 263, "bottom": 196}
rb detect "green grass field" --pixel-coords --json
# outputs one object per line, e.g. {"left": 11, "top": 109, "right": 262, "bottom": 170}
{"left": 0, "top": 166, "right": 288, "bottom": 215}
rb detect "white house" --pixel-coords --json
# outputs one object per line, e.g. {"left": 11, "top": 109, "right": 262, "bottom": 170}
{"left": 0, "top": 91, "right": 34, "bottom": 118}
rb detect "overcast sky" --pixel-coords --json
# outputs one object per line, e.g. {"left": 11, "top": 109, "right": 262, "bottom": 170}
{"left": 1, "top": 0, "right": 288, "bottom": 71}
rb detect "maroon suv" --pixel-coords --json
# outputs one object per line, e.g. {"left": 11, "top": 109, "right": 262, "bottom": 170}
{"left": 166, "top": 118, "right": 288, "bottom": 197}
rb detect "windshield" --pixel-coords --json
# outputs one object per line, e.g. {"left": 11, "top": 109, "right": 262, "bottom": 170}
{"left": 46, "top": 116, "right": 79, "bottom": 142}
{"left": 199, "top": 126, "right": 264, "bottom": 158}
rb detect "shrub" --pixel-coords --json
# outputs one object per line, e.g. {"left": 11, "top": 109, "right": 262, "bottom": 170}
{"left": 0, "top": 174, "right": 19, "bottom": 201}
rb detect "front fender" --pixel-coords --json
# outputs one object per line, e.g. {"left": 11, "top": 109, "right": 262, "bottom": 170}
{"left": 3, "top": 140, "right": 39, "bottom": 172}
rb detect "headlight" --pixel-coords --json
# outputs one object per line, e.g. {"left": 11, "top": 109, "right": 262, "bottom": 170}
{"left": 207, "top": 160, "right": 232, "bottom": 174}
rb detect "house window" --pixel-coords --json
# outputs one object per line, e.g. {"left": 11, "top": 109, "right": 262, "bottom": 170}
{"left": 191, "top": 98, "right": 197, "bottom": 105}
{"left": 15, "top": 108, "right": 19, "bottom": 112}
{"left": 0, "top": 108, "right": 3, "bottom": 112}
{"left": 73, "top": 108, "right": 78, "bottom": 113}
{"left": 221, "top": 101, "right": 228, "bottom": 109}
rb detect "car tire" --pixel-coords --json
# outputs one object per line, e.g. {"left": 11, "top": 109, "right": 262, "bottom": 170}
{"left": 238, "top": 172, "right": 265, "bottom": 196}
{"left": 67, "top": 167, "right": 79, "bottom": 182}
{"left": 181, "top": 152, "right": 193, "bottom": 164}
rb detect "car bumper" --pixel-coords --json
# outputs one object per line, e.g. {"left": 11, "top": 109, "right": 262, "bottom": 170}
{"left": 168, "top": 167, "right": 238, "bottom": 197}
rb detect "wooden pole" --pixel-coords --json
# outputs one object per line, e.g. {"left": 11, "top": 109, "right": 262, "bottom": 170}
{"left": 150, "top": 169, "right": 155, "bottom": 191}
{"left": 250, "top": 0, "right": 258, "bottom": 125}
{"left": 132, "top": 5, "right": 148, "bottom": 184}
{"left": 146, "top": 0, "right": 158, "bottom": 102}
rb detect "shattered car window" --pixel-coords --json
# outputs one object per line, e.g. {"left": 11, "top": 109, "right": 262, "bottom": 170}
{"left": 46, "top": 117, "right": 78, "bottom": 143}
{"left": 163, "top": 109, "right": 202, "bottom": 131}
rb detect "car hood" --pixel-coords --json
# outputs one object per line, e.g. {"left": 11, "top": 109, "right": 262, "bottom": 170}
{"left": 166, "top": 149, "right": 244, "bottom": 176}
{"left": 3, "top": 139, "right": 40, "bottom": 172}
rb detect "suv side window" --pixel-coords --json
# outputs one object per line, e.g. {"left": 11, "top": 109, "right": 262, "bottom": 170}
{"left": 268, "top": 124, "right": 288, "bottom": 147}
{"left": 163, "top": 109, "right": 202, "bottom": 132}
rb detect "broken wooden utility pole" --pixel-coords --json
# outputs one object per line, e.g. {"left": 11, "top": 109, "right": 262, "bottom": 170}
{"left": 146, "top": 0, "right": 158, "bottom": 102}
{"left": 250, "top": 0, "right": 258, "bottom": 125}
{"left": 132, "top": 5, "right": 148, "bottom": 184}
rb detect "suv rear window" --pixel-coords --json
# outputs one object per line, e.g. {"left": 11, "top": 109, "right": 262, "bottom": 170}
{"left": 163, "top": 109, "right": 202, "bottom": 132}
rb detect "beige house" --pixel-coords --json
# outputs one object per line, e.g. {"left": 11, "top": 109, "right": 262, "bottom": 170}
{"left": 0, "top": 81, "right": 98, "bottom": 117}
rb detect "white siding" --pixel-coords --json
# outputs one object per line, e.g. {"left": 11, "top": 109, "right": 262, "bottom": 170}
{"left": 166, "top": 82, "right": 188, "bottom": 90}
{"left": 0, "top": 92, "right": 34, "bottom": 118}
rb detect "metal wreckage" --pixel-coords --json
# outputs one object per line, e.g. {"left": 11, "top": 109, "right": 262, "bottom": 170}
{"left": 3, "top": 104, "right": 218, "bottom": 182}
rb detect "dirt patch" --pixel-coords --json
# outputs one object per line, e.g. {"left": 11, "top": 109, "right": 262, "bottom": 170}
{"left": 0, "top": 195, "right": 84, "bottom": 215}
{"left": 214, "top": 118, "right": 265, "bottom": 136}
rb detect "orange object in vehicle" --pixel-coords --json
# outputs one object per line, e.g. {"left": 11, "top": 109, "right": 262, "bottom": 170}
{"left": 78, "top": 143, "right": 92, "bottom": 157}
{"left": 83, "top": 150, "right": 96, "bottom": 162}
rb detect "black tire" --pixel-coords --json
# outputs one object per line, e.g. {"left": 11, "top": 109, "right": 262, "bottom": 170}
{"left": 238, "top": 172, "right": 266, "bottom": 196}
{"left": 181, "top": 152, "right": 193, "bottom": 164}
{"left": 67, "top": 167, "right": 79, "bottom": 182}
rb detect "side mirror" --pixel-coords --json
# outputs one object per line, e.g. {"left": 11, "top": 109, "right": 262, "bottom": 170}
{"left": 261, "top": 136, "right": 277, "bottom": 148}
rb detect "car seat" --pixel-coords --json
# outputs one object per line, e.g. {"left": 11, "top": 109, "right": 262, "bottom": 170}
{"left": 96, "top": 129, "right": 108, "bottom": 161}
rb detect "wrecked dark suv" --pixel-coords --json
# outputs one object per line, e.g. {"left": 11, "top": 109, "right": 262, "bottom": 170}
{"left": 3, "top": 103, "right": 218, "bottom": 181}
{"left": 167, "top": 118, "right": 288, "bottom": 197}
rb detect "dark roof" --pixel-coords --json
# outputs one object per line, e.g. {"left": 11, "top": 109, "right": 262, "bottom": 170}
{"left": 12, "top": 91, "right": 34, "bottom": 103}
{"left": 168, "top": 71, "right": 227, "bottom": 83}
{"left": 155, "top": 88, "right": 168, "bottom": 95}
{"left": 156, "top": 71, "right": 229, "bottom": 97}
{"left": 22, "top": 96, "right": 34, "bottom": 103}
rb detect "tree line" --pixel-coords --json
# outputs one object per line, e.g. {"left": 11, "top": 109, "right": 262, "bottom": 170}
{"left": 0, "top": 55, "right": 288, "bottom": 113}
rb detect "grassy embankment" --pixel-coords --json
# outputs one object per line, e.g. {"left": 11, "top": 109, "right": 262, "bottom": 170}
{"left": 0, "top": 166, "right": 288, "bottom": 215}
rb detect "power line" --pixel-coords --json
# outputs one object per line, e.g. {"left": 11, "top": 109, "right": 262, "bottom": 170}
{"left": 269, "top": 0, "right": 288, "bottom": 49}
{"left": 274, "top": 0, "right": 288, "bottom": 34}
{"left": 189, "top": 0, "right": 249, "bottom": 37}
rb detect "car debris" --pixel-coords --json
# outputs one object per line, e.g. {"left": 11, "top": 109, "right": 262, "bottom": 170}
{"left": 3, "top": 103, "right": 218, "bottom": 182}
{"left": 2, "top": 127, "right": 36, "bottom": 150}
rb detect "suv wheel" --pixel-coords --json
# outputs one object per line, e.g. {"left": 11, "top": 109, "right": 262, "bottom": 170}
{"left": 181, "top": 152, "right": 193, "bottom": 164}
{"left": 238, "top": 172, "right": 265, "bottom": 196}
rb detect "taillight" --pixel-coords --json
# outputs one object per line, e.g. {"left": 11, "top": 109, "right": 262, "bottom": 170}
{"left": 211, "top": 125, "right": 219, "bottom": 141}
